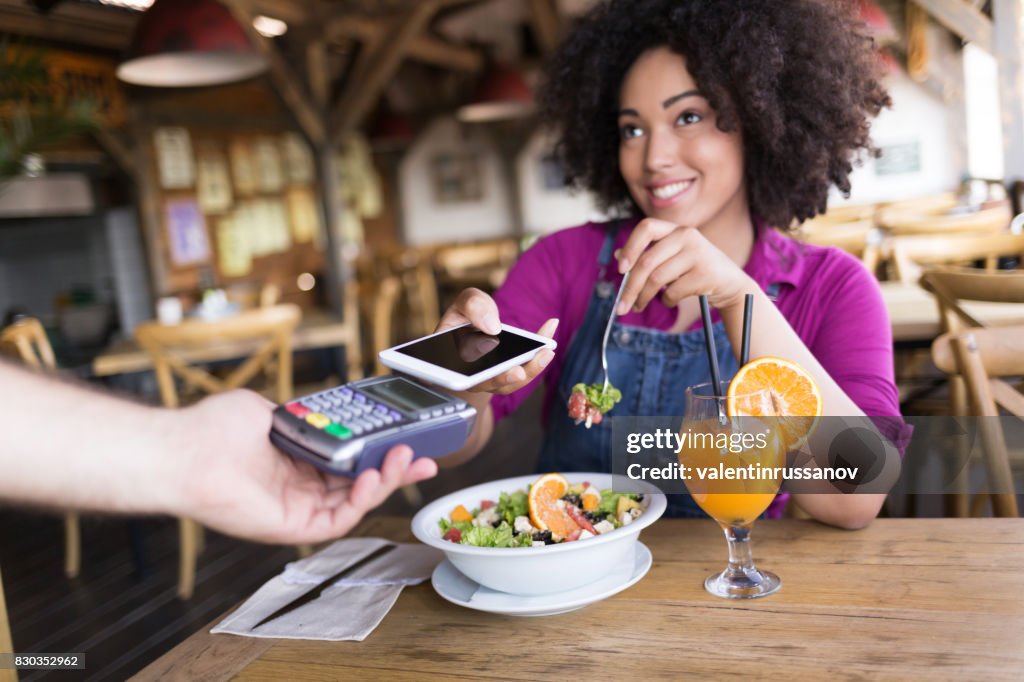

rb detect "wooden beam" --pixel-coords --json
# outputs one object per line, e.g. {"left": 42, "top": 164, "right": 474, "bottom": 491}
{"left": 913, "top": 0, "right": 992, "bottom": 51}
{"left": 326, "top": 15, "right": 482, "bottom": 72}
{"left": 0, "top": 0, "right": 135, "bottom": 51}
{"left": 528, "top": 0, "right": 563, "bottom": 56}
{"left": 92, "top": 128, "right": 136, "bottom": 176}
{"left": 234, "top": 0, "right": 311, "bottom": 27}
{"left": 221, "top": 0, "right": 326, "bottom": 145}
{"left": 330, "top": 2, "right": 440, "bottom": 142}
{"left": 306, "top": 39, "right": 331, "bottom": 110}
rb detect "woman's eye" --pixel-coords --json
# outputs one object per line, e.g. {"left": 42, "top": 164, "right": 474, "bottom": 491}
{"left": 620, "top": 124, "right": 643, "bottom": 140}
{"left": 676, "top": 111, "right": 702, "bottom": 126}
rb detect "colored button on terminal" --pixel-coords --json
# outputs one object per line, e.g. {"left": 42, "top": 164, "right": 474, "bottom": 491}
{"left": 325, "top": 423, "right": 352, "bottom": 439}
{"left": 305, "top": 413, "right": 331, "bottom": 429}
{"left": 286, "top": 402, "right": 310, "bottom": 417}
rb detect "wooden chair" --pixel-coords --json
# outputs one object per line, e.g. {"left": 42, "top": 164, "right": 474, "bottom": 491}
{"left": 932, "top": 327, "right": 1023, "bottom": 517}
{"left": 889, "top": 232, "right": 1024, "bottom": 284}
{"left": 370, "top": 275, "right": 402, "bottom": 377}
{"left": 916, "top": 269, "right": 1024, "bottom": 513}
{"left": 432, "top": 238, "right": 519, "bottom": 291}
{"left": 135, "top": 304, "right": 302, "bottom": 598}
{"left": 879, "top": 203, "right": 1011, "bottom": 237}
{"left": 875, "top": 192, "right": 959, "bottom": 229}
{"left": 811, "top": 203, "right": 878, "bottom": 225}
{"left": 921, "top": 267, "right": 1024, "bottom": 334}
{"left": 0, "top": 318, "right": 81, "bottom": 579}
{"left": 799, "top": 218, "right": 882, "bottom": 274}
{"left": 0, "top": 567, "right": 16, "bottom": 682}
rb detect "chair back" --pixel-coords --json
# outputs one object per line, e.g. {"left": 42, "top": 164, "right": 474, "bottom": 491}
{"left": 879, "top": 203, "right": 1011, "bottom": 236}
{"left": 0, "top": 317, "right": 56, "bottom": 371}
{"left": 890, "top": 232, "right": 1024, "bottom": 284}
{"left": 932, "top": 327, "right": 1024, "bottom": 517}
{"left": 0, "top": 566, "right": 15, "bottom": 682}
{"left": 134, "top": 304, "right": 302, "bottom": 408}
{"left": 921, "top": 266, "right": 1024, "bottom": 334}
{"left": 875, "top": 192, "right": 959, "bottom": 229}
{"left": 432, "top": 239, "right": 519, "bottom": 289}
{"left": 799, "top": 218, "right": 882, "bottom": 273}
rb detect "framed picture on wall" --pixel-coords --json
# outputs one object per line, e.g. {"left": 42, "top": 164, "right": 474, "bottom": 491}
{"left": 431, "top": 153, "right": 484, "bottom": 204}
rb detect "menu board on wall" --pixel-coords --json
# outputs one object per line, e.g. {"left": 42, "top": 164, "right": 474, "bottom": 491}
{"left": 153, "top": 127, "right": 195, "bottom": 189}
{"left": 196, "top": 143, "right": 233, "bottom": 213}
{"left": 286, "top": 186, "right": 321, "bottom": 243}
{"left": 215, "top": 216, "right": 252, "bottom": 277}
{"left": 229, "top": 138, "right": 258, "bottom": 196}
{"left": 282, "top": 132, "right": 315, "bottom": 185}
{"left": 144, "top": 125, "right": 326, "bottom": 296}
{"left": 254, "top": 136, "right": 285, "bottom": 192}
{"left": 165, "top": 199, "right": 210, "bottom": 266}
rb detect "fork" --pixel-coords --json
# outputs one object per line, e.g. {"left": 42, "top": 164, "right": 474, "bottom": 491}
{"left": 599, "top": 270, "right": 631, "bottom": 398}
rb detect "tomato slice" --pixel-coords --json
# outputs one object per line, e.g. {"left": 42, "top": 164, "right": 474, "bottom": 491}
{"left": 565, "top": 505, "right": 595, "bottom": 533}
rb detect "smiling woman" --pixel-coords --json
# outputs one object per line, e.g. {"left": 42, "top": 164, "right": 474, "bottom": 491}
{"left": 433, "top": 0, "right": 911, "bottom": 530}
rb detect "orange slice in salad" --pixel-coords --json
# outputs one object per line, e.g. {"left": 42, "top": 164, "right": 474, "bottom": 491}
{"left": 727, "top": 356, "right": 823, "bottom": 451}
{"left": 527, "top": 473, "right": 579, "bottom": 539}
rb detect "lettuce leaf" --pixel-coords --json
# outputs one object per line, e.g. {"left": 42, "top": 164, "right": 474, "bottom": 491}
{"left": 438, "top": 518, "right": 473, "bottom": 534}
{"left": 497, "top": 490, "right": 528, "bottom": 525}
{"left": 460, "top": 522, "right": 534, "bottom": 548}
{"left": 597, "top": 489, "right": 639, "bottom": 515}
{"left": 572, "top": 383, "right": 622, "bottom": 414}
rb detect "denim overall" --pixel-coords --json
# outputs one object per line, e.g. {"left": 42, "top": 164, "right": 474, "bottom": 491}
{"left": 536, "top": 223, "right": 781, "bottom": 518}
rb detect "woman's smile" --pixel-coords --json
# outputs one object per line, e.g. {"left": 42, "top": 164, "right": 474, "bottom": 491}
{"left": 646, "top": 177, "right": 696, "bottom": 208}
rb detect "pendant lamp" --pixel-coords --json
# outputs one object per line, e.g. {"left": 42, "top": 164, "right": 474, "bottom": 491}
{"left": 116, "top": 0, "right": 267, "bottom": 87}
{"left": 456, "top": 62, "right": 534, "bottom": 123}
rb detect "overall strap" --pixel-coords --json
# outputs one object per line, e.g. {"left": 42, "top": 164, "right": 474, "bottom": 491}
{"left": 597, "top": 219, "right": 622, "bottom": 272}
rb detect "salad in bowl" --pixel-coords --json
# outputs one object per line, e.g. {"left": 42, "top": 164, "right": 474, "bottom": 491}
{"left": 412, "top": 472, "right": 665, "bottom": 595}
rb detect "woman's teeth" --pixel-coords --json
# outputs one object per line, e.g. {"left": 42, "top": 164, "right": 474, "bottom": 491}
{"left": 650, "top": 180, "right": 691, "bottom": 199}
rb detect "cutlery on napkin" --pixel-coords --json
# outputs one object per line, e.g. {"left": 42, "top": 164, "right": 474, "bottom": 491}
{"left": 211, "top": 537, "right": 443, "bottom": 641}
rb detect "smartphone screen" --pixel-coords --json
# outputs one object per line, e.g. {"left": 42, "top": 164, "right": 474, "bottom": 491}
{"left": 394, "top": 326, "right": 545, "bottom": 376}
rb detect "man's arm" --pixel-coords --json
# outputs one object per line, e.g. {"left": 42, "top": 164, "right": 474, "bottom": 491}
{"left": 0, "top": 360, "right": 437, "bottom": 543}
{"left": 0, "top": 360, "right": 187, "bottom": 514}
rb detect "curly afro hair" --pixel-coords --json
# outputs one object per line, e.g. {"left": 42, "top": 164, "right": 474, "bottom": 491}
{"left": 538, "top": 0, "right": 892, "bottom": 228}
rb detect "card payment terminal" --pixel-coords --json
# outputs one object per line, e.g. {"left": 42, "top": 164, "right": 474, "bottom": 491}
{"left": 270, "top": 376, "right": 477, "bottom": 475}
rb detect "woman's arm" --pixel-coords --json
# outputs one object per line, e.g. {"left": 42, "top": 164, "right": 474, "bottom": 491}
{"left": 617, "top": 220, "right": 897, "bottom": 529}
{"left": 717, "top": 282, "right": 890, "bottom": 529}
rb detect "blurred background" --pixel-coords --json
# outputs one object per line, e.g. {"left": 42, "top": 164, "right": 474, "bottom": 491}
{"left": 1, "top": 0, "right": 1023, "bottom": 678}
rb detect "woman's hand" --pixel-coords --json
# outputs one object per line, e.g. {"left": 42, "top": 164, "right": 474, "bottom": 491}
{"left": 615, "top": 218, "right": 756, "bottom": 315}
{"left": 437, "top": 288, "right": 557, "bottom": 395}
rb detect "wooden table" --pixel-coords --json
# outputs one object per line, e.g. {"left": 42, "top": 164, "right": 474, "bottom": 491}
{"left": 91, "top": 310, "right": 355, "bottom": 377}
{"left": 880, "top": 281, "right": 1024, "bottom": 343}
{"left": 137, "top": 517, "right": 1024, "bottom": 680}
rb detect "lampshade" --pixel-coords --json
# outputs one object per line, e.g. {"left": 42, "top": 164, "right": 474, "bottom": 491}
{"left": 456, "top": 62, "right": 534, "bottom": 123}
{"left": 856, "top": 0, "right": 898, "bottom": 44}
{"left": 116, "top": 0, "right": 267, "bottom": 87}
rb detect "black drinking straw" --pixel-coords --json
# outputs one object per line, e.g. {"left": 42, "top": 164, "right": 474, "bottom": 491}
{"left": 740, "top": 293, "right": 754, "bottom": 366}
{"left": 698, "top": 295, "right": 725, "bottom": 421}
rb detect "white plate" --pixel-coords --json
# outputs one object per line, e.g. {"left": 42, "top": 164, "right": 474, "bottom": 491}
{"left": 431, "top": 542, "right": 652, "bottom": 617}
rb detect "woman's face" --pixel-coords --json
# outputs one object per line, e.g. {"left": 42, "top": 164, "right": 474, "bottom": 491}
{"left": 618, "top": 47, "right": 748, "bottom": 231}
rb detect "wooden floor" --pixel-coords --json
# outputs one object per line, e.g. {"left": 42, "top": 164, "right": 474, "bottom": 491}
{"left": 0, "top": 392, "right": 544, "bottom": 681}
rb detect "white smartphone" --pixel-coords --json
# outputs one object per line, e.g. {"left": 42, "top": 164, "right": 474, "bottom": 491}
{"left": 378, "top": 323, "right": 557, "bottom": 391}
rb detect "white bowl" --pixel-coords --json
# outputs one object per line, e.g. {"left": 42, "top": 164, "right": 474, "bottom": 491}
{"left": 411, "top": 472, "right": 666, "bottom": 596}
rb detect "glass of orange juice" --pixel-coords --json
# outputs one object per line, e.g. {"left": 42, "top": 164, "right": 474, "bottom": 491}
{"left": 678, "top": 381, "right": 784, "bottom": 599}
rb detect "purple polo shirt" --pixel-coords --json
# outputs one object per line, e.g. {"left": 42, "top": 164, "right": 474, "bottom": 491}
{"left": 492, "top": 218, "right": 912, "bottom": 453}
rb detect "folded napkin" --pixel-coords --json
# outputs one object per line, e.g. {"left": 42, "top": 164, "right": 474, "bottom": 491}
{"left": 212, "top": 537, "right": 443, "bottom": 641}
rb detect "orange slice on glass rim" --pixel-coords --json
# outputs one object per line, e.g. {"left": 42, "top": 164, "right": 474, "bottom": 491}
{"left": 726, "top": 356, "right": 823, "bottom": 451}
{"left": 527, "top": 473, "right": 579, "bottom": 539}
